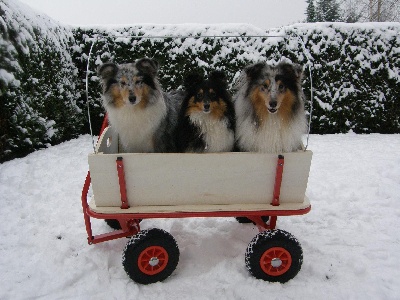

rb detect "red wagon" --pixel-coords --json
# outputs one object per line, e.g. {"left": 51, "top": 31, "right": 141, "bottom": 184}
{"left": 81, "top": 120, "right": 312, "bottom": 284}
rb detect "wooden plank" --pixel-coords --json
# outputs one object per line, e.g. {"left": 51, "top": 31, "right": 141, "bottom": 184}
{"left": 88, "top": 196, "right": 311, "bottom": 214}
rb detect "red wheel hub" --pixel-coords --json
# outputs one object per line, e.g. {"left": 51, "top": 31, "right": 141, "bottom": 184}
{"left": 260, "top": 247, "right": 292, "bottom": 276}
{"left": 138, "top": 246, "right": 169, "bottom": 275}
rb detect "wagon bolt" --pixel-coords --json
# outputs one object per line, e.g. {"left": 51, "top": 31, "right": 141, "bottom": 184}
{"left": 271, "top": 258, "right": 283, "bottom": 268}
{"left": 149, "top": 257, "right": 160, "bottom": 266}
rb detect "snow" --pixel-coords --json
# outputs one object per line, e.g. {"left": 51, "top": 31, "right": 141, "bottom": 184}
{"left": 0, "top": 69, "right": 20, "bottom": 87}
{"left": 1, "top": 134, "right": 400, "bottom": 299}
{"left": 2, "top": 0, "right": 400, "bottom": 296}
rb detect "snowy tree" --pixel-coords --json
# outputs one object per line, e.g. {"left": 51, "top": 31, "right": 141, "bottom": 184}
{"left": 316, "top": 0, "right": 342, "bottom": 21}
{"left": 340, "top": 0, "right": 363, "bottom": 22}
{"left": 1, "top": 0, "right": 84, "bottom": 162}
{"left": 306, "top": 0, "right": 317, "bottom": 22}
{"left": 367, "top": 0, "right": 400, "bottom": 21}
{"left": 338, "top": 0, "right": 399, "bottom": 22}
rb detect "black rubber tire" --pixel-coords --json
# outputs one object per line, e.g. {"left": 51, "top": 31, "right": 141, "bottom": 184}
{"left": 245, "top": 229, "right": 303, "bottom": 283}
{"left": 122, "top": 228, "right": 180, "bottom": 284}
{"left": 236, "top": 216, "right": 270, "bottom": 224}
{"left": 105, "top": 219, "right": 122, "bottom": 230}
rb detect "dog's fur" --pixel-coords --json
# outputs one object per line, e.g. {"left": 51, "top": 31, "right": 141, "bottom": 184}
{"left": 175, "top": 71, "right": 235, "bottom": 153}
{"left": 234, "top": 62, "right": 307, "bottom": 153}
{"left": 98, "top": 58, "right": 178, "bottom": 153}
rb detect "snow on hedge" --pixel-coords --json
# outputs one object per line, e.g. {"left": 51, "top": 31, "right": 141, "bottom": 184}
{"left": 0, "top": 0, "right": 83, "bottom": 162}
{"left": 74, "top": 22, "right": 400, "bottom": 135}
{"left": 1, "top": 0, "right": 399, "bottom": 162}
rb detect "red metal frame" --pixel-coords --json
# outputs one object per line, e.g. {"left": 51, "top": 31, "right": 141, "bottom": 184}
{"left": 81, "top": 171, "right": 141, "bottom": 244}
{"left": 116, "top": 157, "right": 129, "bottom": 209}
{"left": 99, "top": 113, "right": 109, "bottom": 136}
{"left": 81, "top": 153, "right": 311, "bottom": 245}
{"left": 271, "top": 155, "right": 284, "bottom": 206}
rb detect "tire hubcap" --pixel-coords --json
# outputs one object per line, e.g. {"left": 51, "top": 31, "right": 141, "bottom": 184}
{"left": 138, "top": 246, "right": 169, "bottom": 275}
{"left": 260, "top": 247, "right": 292, "bottom": 276}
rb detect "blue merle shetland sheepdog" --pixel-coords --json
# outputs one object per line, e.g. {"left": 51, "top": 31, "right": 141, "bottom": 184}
{"left": 234, "top": 62, "right": 307, "bottom": 153}
{"left": 175, "top": 71, "right": 235, "bottom": 153}
{"left": 98, "top": 58, "right": 178, "bottom": 153}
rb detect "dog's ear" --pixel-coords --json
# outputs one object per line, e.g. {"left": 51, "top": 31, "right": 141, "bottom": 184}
{"left": 292, "top": 63, "right": 304, "bottom": 80}
{"left": 136, "top": 58, "right": 159, "bottom": 77}
{"left": 97, "top": 63, "right": 118, "bottom": 80}
{"left": 278, "top": 62, "right": 303, "bottom": 80}
{"left": 183, "top": 73, "right": 204, "bottom": 92}
{"left": 209, "top": 71, "right": 228, "bottom": 88}
{"left": 245, "top": 62, "right": 265, "bottom": 80}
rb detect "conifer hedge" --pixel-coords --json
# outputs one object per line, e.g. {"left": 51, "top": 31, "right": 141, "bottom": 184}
{"left": 1, "top": 1, "right": 83, "bottom": 162}
{"left": 1, "top": 0, "right": 399, "bottom": 162}
{"left": 73, "top": 24, "right": 400, "bottom": 136}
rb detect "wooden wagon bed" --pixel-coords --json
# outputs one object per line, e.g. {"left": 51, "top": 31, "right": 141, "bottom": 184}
{"left": 87, "top": 127, "right": 312, "bottom": 214}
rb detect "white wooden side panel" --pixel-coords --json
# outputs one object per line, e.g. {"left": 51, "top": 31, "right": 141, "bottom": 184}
{"left": 280, "top": 152, "right": 313, "bottom": 202}
{"left": 88, "top": 150, "right": 312, "bottom": 207}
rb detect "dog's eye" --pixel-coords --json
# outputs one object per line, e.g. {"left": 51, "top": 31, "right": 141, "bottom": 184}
{"left": 209, "top": 91, "right": 217, "bottom": 100}
{"left": 197, "top": 92, "right": 204, "bottom": 100}
{"left": 120, "top": 81, "right": 127, "bottom": 86}
{"left": 261, "top": 84, "right": 269, "bottom": 92}
{"left": 278, "top": 84, "right": 285, "bottom": 91}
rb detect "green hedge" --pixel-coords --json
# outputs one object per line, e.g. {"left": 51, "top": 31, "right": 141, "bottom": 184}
{"left": 1, "top": 0, "right": 399, "bottom": 162}
{"left": 73, "top": 23, "right": 400, "bottom": 135}
{"left": 0, "top": 0, "right": 84, "bottom": 162}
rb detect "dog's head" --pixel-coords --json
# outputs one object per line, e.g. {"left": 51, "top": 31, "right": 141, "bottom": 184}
{"left": 245, "top": 62, "right": 303, "bottom": 114}
{"left": 97, "top": 58, "right": 159, "bottom": 108}
{"left": 183, "top": 71, "right": 231, "bottom": 119}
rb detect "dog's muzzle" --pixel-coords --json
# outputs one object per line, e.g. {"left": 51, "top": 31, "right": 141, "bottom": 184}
{"left": 268, "top": 100, "right": 278, "bottom": 114}
{"left": 129, "top": 95, "right": 137, "bottom": 104}
{"left": 203, "top": 103, "right": 210, "bottom": 113}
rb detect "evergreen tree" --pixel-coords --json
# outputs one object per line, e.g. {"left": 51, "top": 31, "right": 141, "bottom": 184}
{"left": 341, "top": 0, "right": 362, "bottom": 22}
{"left": 306, "top": 0, "right": 317, "bottom": 22}
{"left": 316, "top": 0, "right": 342, "bottom": 21}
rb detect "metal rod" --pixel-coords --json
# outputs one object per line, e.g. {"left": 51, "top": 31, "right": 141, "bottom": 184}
{"left": 87, "top": 34, "right": 285, "bottom": 40}
{"left": 86, "top": 39, "right": 97, "bottom": 153}
{"left": 289, "top": 31, "right": 314, "bottom": 150}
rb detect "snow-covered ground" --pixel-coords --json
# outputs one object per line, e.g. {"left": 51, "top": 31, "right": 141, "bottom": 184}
{"left": 1, "top": 134, "right": 400, "bottom": 299}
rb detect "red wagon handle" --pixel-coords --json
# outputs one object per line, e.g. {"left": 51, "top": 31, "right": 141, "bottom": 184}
{"left": 81, "top": 171, "right": 94, "bottom": 243}
{"left": 99, "top": 114, "right": 109, "bottom": 137}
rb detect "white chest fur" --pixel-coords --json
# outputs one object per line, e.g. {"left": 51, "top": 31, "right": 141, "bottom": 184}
{"left": 189, "top": 113, "right": 234, "bottom": 152}
{"left": 107, "top": 99, "right": 167, "bottom": 153}
{"left": 236, "top": 112, "right": 306, "bottom": 153}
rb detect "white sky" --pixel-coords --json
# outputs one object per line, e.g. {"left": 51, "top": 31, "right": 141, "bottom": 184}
{"left": 18, "top": 0, "right": 307, "bottom": 30}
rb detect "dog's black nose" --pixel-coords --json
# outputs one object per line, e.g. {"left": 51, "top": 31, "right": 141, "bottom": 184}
{"left": 129, "top": 95, "right": 137, "bottom": 104}
{"left": 203, "top": 103, "right": 210, "bottom": 111}
{"left": 269, "top": 101, "right": 277, "bottom": 108}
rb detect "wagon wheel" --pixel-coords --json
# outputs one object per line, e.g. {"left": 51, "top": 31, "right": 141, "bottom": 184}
{"left": 105, "top": 218, "right": 142, "bottom": 230}
{"left": 105, "top": 219, "right": 122, "bottom": 230}
{"left": 236, "top": 216, "right": 269, "bottom": 224}
{"left": 122, "top": 228, "right": 180, "bottom": 284}
{"left": 245, "top": 229, "right": 303, "bottom": 283}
